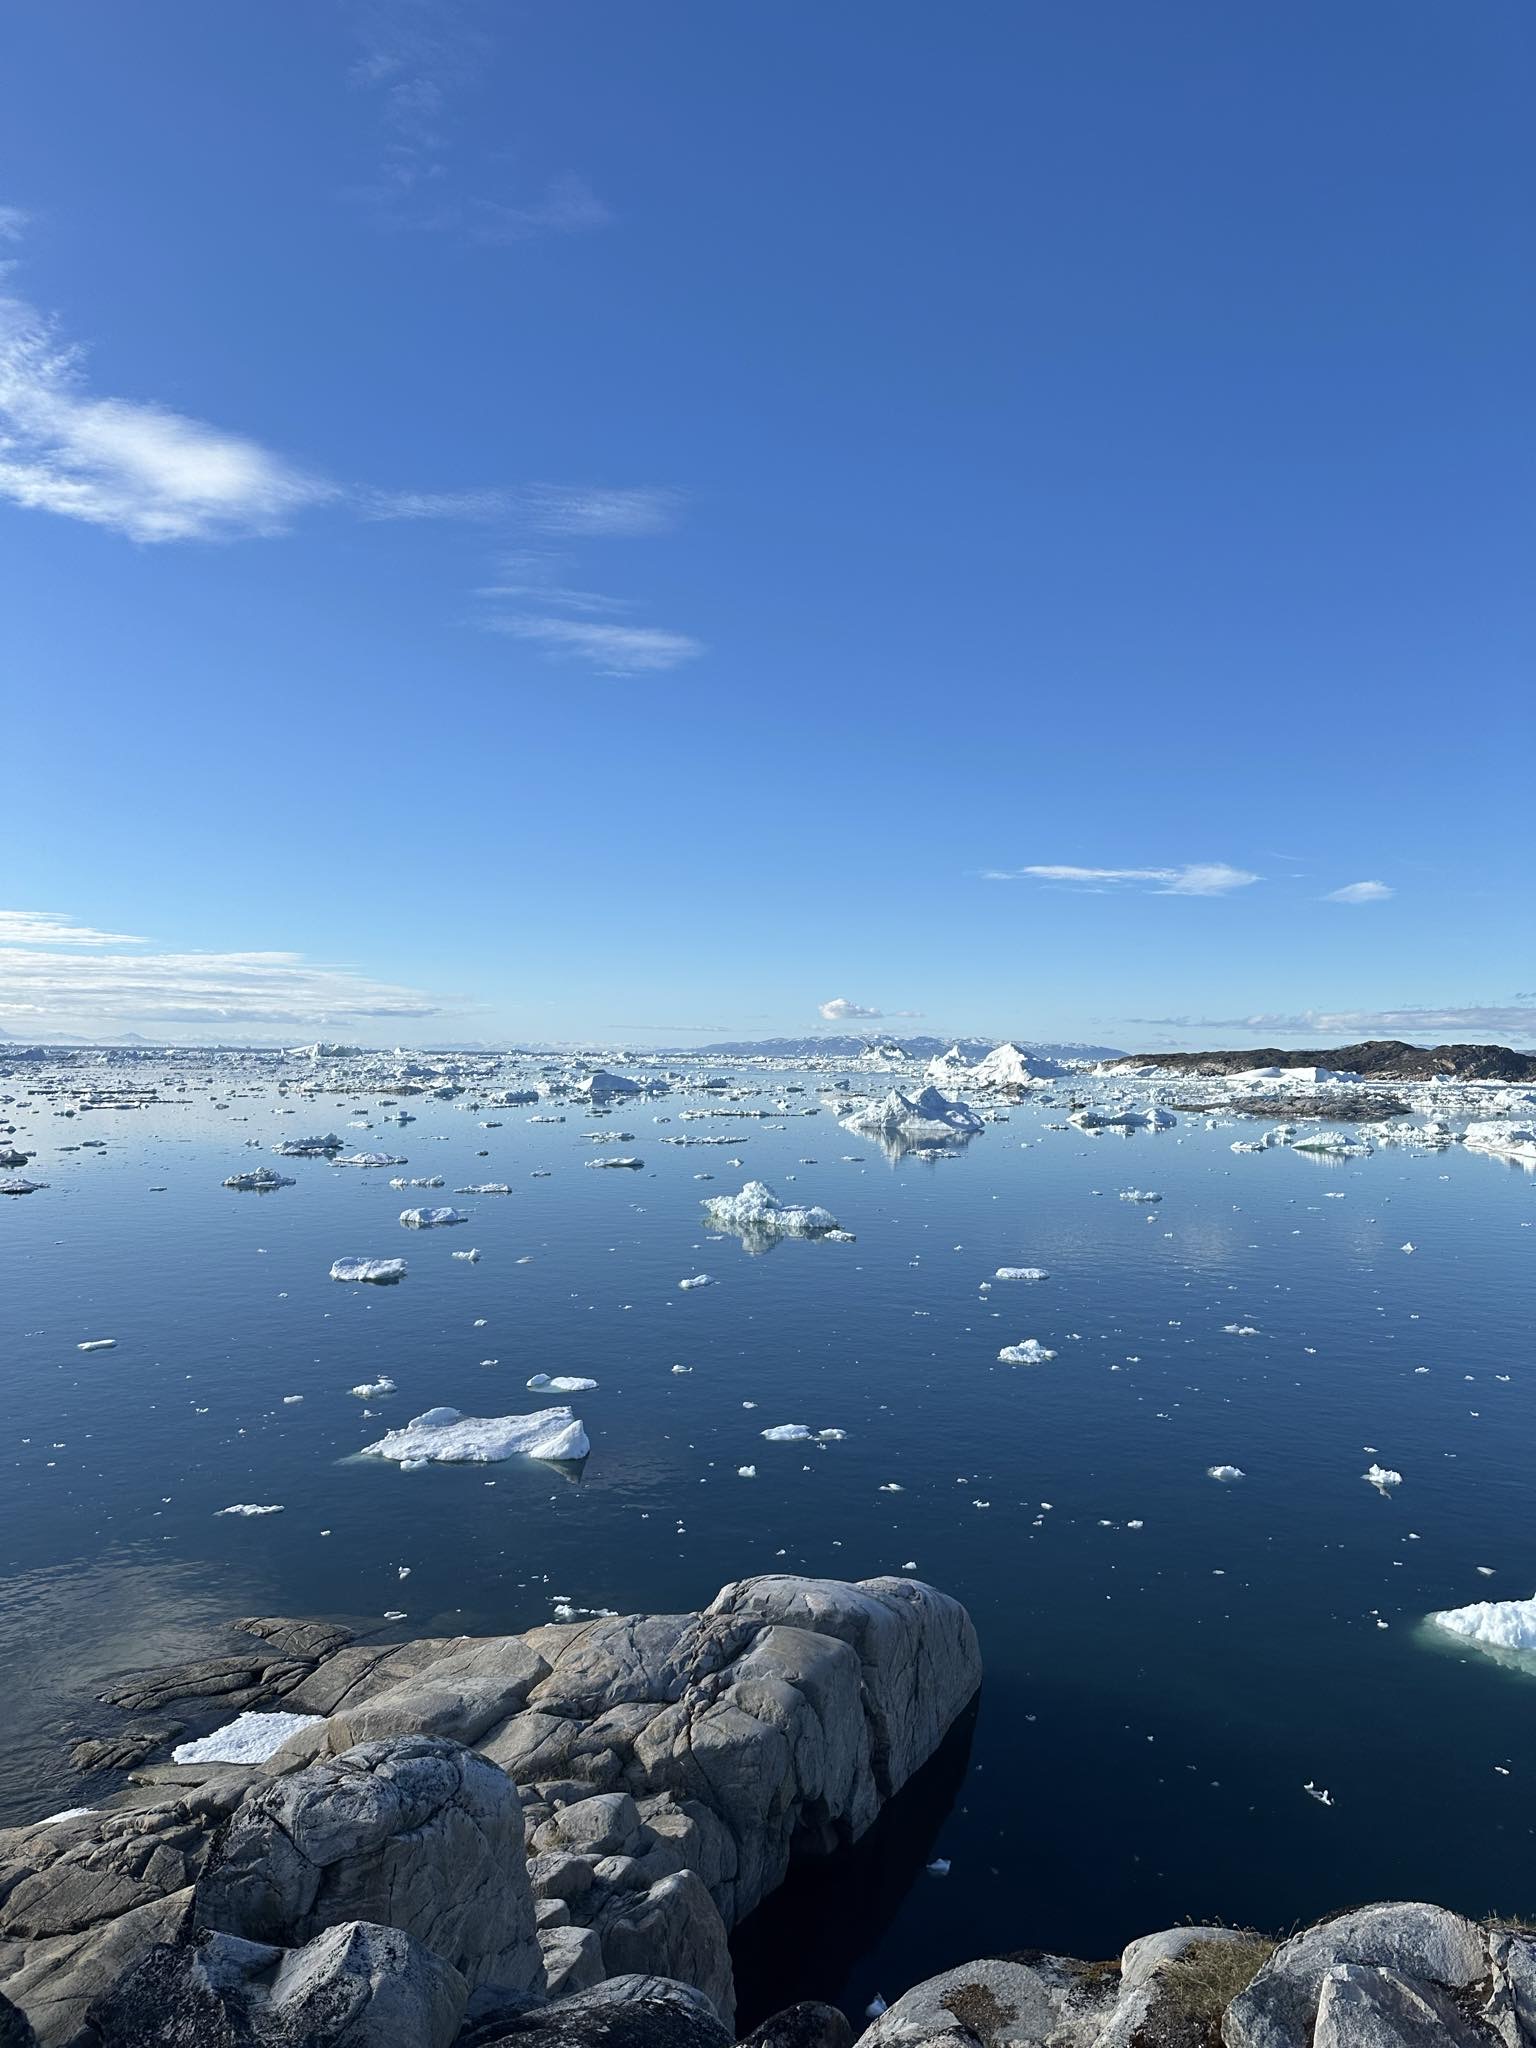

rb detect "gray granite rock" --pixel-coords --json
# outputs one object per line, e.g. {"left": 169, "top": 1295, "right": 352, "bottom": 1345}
{"left": 858, "top": 1955, "right": 1118, "bottom": 2048}
{"left": 1225, "top": 1907, "right": 1489, "bottom": 2048}
{"left": 1484, "top": 1931, "right": 1536, "bottom": 2048}
{"left": 1312, "top": 1963, "right": 1490, "bottom": 2048}
{"left": 195, "top": 1736, "right": 541, "bottom": 1993}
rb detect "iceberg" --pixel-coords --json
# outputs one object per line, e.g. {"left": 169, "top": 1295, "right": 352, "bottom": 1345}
{"left": 678, "top": 1273, "right": 713, "bottom": 1290}
{"left": 331, "top": 1152, "right": 407, "bottom": 1169}
{"left": 700, "top": 1179, "right": 846, "bottom": 1245}
{"left": 1207, "top": 1465, "right": 1245, "bottom": 1482}
{"left": 272, "top": 1134, "right": 344, "bottom": 1157}
{"left": 994, "top": 1267, "right": 1049, "bottom": 1282}
{"left": 0, "top": 1177, "right": 48, "bottom": 1195}
{"left": 585, "top": 1157, "right": 644, "bottom": 1170}
{"left": 399, "top": 1206, "right": 471, "bottom": 1228}
{"left": 1429, "top": 1593, "right": 1536, "bottom": 1652}
{"left": 1364, "top": 1463, "right": 1402, "bottom": 1491}
{"left": 389, "top": 1175, "right": 445, "bottom": 1189}
{"left": 998, "top": 1337, "right": 1057, "bottom": 1364}
{"left": 351, "top": 1376, "right": 395, "bottom": 1397}
{"left": 760, "top": 1423, "right": 846, "bottom": 1442}
{"left": 840, "top": 1085, "right": 983, "bottom": 1140}
{"left": 77, "top": 1339, "right": 117, "bottom": 1353}
{"left": 223, "top": 1166, "right": 295, "bottom": 1192}
{"left": 965, "top": 1043, "right": 1064, "bottom": 1093}
{"left": 527, "top": 1374, "right": 599, "bottom": 1392}
{"left": 362, "top": 1404, "right": 589, "bottom": 1466}
{"left": 172, "top": 1710, "right": 324, "bottom": 1765}
{"left": 1464, "top": 1121, "right": 1536, "bottom": 1167}
{"left": 329, "top": 1257, "right": 407, "bottom": 1285}
{"left": 216, "top": 1503, "right": 284, "bottom": 1516}
{"left": 578, "top": 1069, "right": 642, "bottom": 1099}
{"left": 455, "top": 1182, "right": 512, "bottom": 1193}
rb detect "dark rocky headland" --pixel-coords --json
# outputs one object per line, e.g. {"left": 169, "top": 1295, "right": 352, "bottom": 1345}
{"left": 0, "top": 1578, "right": 1519, "bottom": 2048}
{"left": 1114, "top": 1041, "right": 1536, "bottom": 1083}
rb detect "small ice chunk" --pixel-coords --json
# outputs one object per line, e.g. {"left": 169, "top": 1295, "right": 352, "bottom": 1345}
{"left": 223, "top": 1167, "right": 295, "bottom": 1192}
{"left": 998, "top": 1338, "right": 1056, "bottom": 1364}
{"left": 761, "top": 1424, "right": 813, "bottom": 1441}
{"left": 216, "top": 1503, "right": 285, "bottom": 1516}
{"left": 737, "top": 1465, "right": 757, "bottom": 1478}
{"left": 678, "top": 1274, "right": 713, "bottom": 1290}
{"left": 77, "top": 1339, "right": 117, "bottom": 1353}
{"left": 399, "top": 1206, "right": 470, "bottom": 1228}
{"left": 994, "top": 1267, "right": 1049, "bottom": 1282}
{"left": 1207, "top": 1465, "right": 1245, "bottom": 1482}
{"left": 1364, "top": 1463, "right": 1403, "bottom": 1491}
{"left": 527, "top": 1374, "right": 599, "bottom": 1392}
{"left": 171, "top": 1710, "right": 324, "bottom": 1764}
{"left": 351, "top": 1376, "right": 396, "bottom": 1398}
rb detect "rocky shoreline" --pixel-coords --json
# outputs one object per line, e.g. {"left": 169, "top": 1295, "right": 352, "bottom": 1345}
{"left": 0, "top": 1578, "right": 1521, "bottom": 2048}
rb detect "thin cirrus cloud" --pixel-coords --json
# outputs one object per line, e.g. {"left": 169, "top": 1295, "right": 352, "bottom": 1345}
{"left": 1325, "top": 880, "right": 1394, "bottom": 904}
{"left": 985, "top": 863, "right": 1261, "bottom": 897}
{"left": 0, "top": 908, "right": 454, "bottom": 1035}
{"left": 0, "top": 909, "right": 147, "bottom": 946}
{"left": 1198, "top": 1005, "right": 1536, "bottom": 1041}
{"left": 818, "top": 997, "right": 923, "bottom": 1022}
{"left": 344, "top": 4, "right": 610, "bottom": 244}
{"left": 0, "top": 213, "right": 701, "bottom": 673}
{"left": 484, "top": 614, "right": 702, "bottom": 676}
{"left": 0, "top": 284, "right": 334, "bottom": 543}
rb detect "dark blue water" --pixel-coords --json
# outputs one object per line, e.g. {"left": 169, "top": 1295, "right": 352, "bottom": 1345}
{"left": 4, "top": 1073, "right": 1534, "bottom": 2011}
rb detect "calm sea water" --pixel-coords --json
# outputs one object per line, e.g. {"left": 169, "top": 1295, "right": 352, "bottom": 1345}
{"left": 4, "top": 1069, "right": 1534, "bottom": 2016}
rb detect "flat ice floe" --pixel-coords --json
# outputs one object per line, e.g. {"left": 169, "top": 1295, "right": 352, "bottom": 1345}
{"left": 399, "top": 1206, "right": 471, "bottom": 1228}
{"left": 994, "top": 1267, "right": 1049, "bottom": 1282}
{"left": 585, "top": 1157, "right": 644, "bottom": 1170}
{"left": 216, "top": 1503, "right": 284, "bottom": 1516}
{"left": 329, "top": 1257, "right": 407, "bottom": 1284}
{"left": 77, "top": 1339, "right": 117, "bottom": 1353}
{"left": 1428, "top": 1593, "right": 1536, "bottom": 1652}
{"left": 331, "top": 1152, "right": 407, "bottom": 1169}
{"left": 272, "top": 1134, "right": 343, "bottom": 1157}
{"left": 998, "top": 1338, "right": 1057, "bottom": 1364}
{"left": 760, "top": 1423, "right": 847, "bottom": 1442}
{"left": 172, "top": 1709, "right": 324, "bottom": 1765}
{"left": 1207, "top": 1464, "right": 1245, "bottom": 1481}
{"left": 527, "top": 1373, "right": 599, "bottom": 1392}
{"left": 699, "top": 1179, "right": 847, "bottom": 1243}
{"left": 362, "top": 1404, "right": 589, "bottom": 1466}
{"left": 678, "top": 1274, "right": 713, "bottom": 1290}
{"left": 223, "top": 1166, "right": 295, "bottom": 1192}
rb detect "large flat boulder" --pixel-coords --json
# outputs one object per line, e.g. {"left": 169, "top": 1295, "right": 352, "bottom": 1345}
{"left": 1224, "top": 1907, "right": 1489, "bottom": 2048}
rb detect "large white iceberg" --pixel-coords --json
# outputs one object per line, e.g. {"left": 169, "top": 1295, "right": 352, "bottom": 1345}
{"left": 840, "top": 1085, "right": 983, "bottom": 1140}
{"left": 399, "top": 1206, "right": 471, "bottom": 1228}
{"left": 965, "top": 1043, "right": 1064, "bottom": 1093}
{"left": 1429, "top": 1593, "right": 1536, "bottom": 1652}
{"left": 329, "top": 1257, "right": 407, "bottom": 1284}
{"left": 272, "top": 1134, "right": 343, "bottom": 1157}
{"left": 700, "top": 1179, "right": 846, "bottom": 1242}
{"left": 172, "top": 1710, "right": 324, "bottom": 1765}
{"left": 362, "top": 1404, "right": 589, "bottom": 1465}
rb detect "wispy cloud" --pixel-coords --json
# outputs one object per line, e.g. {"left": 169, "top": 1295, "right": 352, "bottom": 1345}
{"left": 1198, "top": 1005, "right": 1536, "bottom": 1041}
{"left": 471, "top": 178, "right": 612, "bottom": 244}
{"left": 344, "top": 4, "right": 610, "bottom": 244}
{"left": 0, "top": 205, "right": 28, "bottom": 242}
{"left": 515, "top": 485, "right": 683, "bottom": 539}
{"left": 0, "top": 285, "right": 334, "bottom": 542}
{"left": 360, "top": 486, "right": 516, "bottom": 522}
{"left": 0, "top": 909, "right": 147, "bottom": 947}
{"left": 0, "top": 942, "right": 454, "bottom": 1034}
{"left": 817, "top": 997, "right": 923, "bottom": 1022}
{"left": 485, "top": 614, "right": 702, "bottom": 675}
{"left": 1325, "top": 880, "right": 1394, "bottom": 904}
{"left": 985, "top": 863, "right": 1261, "bottom": 897}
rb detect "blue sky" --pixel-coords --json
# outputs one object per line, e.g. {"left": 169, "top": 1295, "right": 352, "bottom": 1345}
{"left": 1, "top": 1, "right": 1530, "bottom": 1048}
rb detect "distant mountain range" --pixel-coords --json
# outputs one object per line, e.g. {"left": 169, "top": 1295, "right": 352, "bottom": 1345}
{"left": 683, "top": 1033, "right": 1125, "bottom": 1062}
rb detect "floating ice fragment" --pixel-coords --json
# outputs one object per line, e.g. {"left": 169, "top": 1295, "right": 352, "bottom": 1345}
{"left": 527, "top": 1374, "right": 599, "bottom": 1393}
{"left": 998, "top": 1338, "right": 1057, "bottom": 1364}
{"left": 351, "top": 1377, "right": 396, "bottom": 1398}
{"left": 1207, "top": 1465, "right": 1246, "bottom": 1482}
{"left": 995, "top": 1267, "right": 1049, "bottom": 1282}
{"left": 1429, "top": 1592, "right": 1536, "bottom": 1651}
{"left": 1119, "top": 1189, "right": 1162, "bottom": 1204}
{"left": 329, "top": 1257, "right": 407, "bottom": 1285}
{"left": 700, "top": 1180, "right": 846, "bottom": 1242}
{"left": 399, "top": 1206, "right": 470, "bottom": 1228}
{"left": 1304, "top": 1781, "right": 1335, "bottom": 1806}
{"left": 332, "top": 1152, "right": 407, "bottom": 1169}
{"left": 362, "top": 1405, "right": 589, "bottom": 1465}
{"left": 217, "top": 1503, "right": 284, "bottom": 1516}
{"left": 926, "top": 1858, "right": 951, "bottom": 1876}
{"left": 678, "top": 1274, "right": 713, "bottom": 1290}
{"left": 223, "top": 1167, "right": 295, "bottom": 1191}
{"left": 737, "top": 1465, "right": 756, "bottom": 1478}
{"left": 172, "top": 1710, "right": 323, "bottom": 1765}
{"left": 77, "top": 1339, "right": 116, "bottom": 1353}
{"left": 452, "top": 1248, "right": 481, "bottom": 1262}
{"left": 1364, "top": 1464, "right": 1403, "bottom": 1491}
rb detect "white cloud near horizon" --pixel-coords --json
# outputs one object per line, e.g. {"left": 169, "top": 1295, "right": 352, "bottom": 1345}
{"left": 0, "top": 942, "right": 454, "bottom": 1032}
{"left": 1197, "top": 1005, "right": 1536, "bottom": 1040}
{"left": 1325, "top": 880, "right": 1394, "bottom": 904}
{"left": 0, "top": 909, "right": 147, "bottom": 946}
{"left": 986, "top": 863, "right": 1261, "bottom": 897}
{"left": 818, "top": 997, "right": 923, "bottom": 1022}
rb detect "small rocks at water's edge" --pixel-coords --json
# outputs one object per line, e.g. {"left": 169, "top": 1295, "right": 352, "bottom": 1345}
{"left": 0, "top": 1575, "right": 979, "bottom": 2048}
